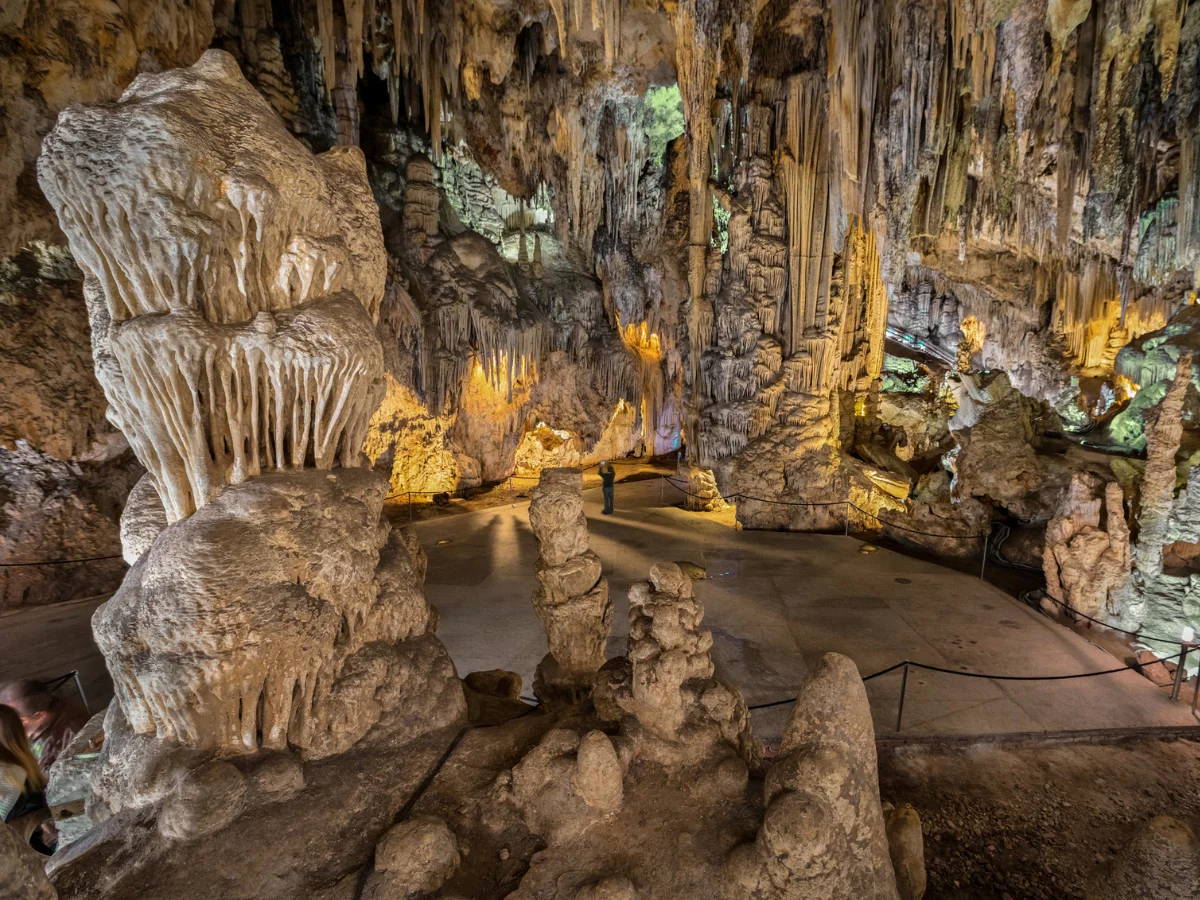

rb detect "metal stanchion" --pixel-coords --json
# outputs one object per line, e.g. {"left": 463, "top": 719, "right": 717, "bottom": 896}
{"left": 660, "top": 476, "right": 665, "bottom": 507}
{"left": 844, "top": 501, "right": 851, "bottom": 537}
{"left": 509, "top": 476, "right": 514, "bottom": 508}
{"left": 1171, "top": 643, "right": 1195, "bottom": 701}
{"left": 1192, "top": 671, "right": 1200, "bottom": 723}
{"left": 896, "top": 662, "right": 909, "bottom": 732}
{"left": 71, "top": 670, "right": 90, "bottom": 715}
{"left": 408, "top": 491, "right": 413, "bottom": 525}
{"left": 980, "top": 532, "right": 989, "bottom": 581}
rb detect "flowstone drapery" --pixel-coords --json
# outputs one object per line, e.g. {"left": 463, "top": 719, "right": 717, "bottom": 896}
{"left": 35, "top": 51, "right": 465, "bottom": 825}
{"left": 38, "top": 50, "right": 386, "bottom": 522}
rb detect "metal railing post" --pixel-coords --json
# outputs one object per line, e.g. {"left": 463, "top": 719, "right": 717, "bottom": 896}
{"left": 844, "top": 500, "right": 851, "bottom": 536}
{"left": 408, "top": 491, "right": 413, "bottom": 525}
{"left": 1171, "top": 644, "right": 1192, "bottom": 701}
{"left": 895, "top": 662, "right": 909, "bottom": 732}
{"left": 1192, "top": 669, "right": 1200, "bottom": 723}
{"left": 980, "top": 532, "right": 989, "bottom": 581}
{"left": 71, "top": 670, "right": 90, "bottom": 715}
{"left": 509, "top": 476, "right": 514, "bottom": 508}
{"left": 660, "top": 476, "right": 665, "bottom": 507}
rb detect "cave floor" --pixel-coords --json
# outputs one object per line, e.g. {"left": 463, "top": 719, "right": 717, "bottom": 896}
{"left": 879, "top": 736, "right": 1200, "bottom": 899}
{"left": 413, "top": 476, "right": 1199, "bottom": 742}
{"left": 1, "top": 472, "right": 1196, "bottom": 742}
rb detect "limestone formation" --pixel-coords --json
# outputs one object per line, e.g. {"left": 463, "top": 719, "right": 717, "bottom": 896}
{"left": 1134, "top": 354, "right": 1194, "bottom": 580}
{"left": 364, "top": 816, "right": 461, "bottom": 899}
{"left": 1085, "top": 816, "right": 1200, "bottom": 900}
{"left": 595, "top": 562, "right": 755, "bottom": 769}
{"left": 1043, "top": 476, "right": 1131, "bottom": 617}
{"left": 682, "top": 466, "right": 728, "bottom": 512}
{"left": 505, "top": 728, "right": 624, "bottom": 842}
{"left": 1, "top": 821, "right": 57, "bottom": 900}
{"left": 38, "top": 50, "right": 387, "bottom": 523}
{"left": 885, "top": 804, "right": 927, "bottom": 900}
{"left": 529, "top": 467, "right": 611, "bottom": 703}
{"left": 30, "top": 55, "right": 471, "bottom": 850}
{"left": 95, "top": 468, "right": 445, "bottom": 760}
{"left": 118, "top": 474, "right": 166, "bottom": 565}
{"left": 723, "top": 653, "right": 900, "bottom": 900}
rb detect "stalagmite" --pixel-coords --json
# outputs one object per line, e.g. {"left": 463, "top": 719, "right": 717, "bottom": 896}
{"left": 1133, "top": 353, "right": 1193, "bottom": 580}
{"left": 722, "top": 654, "right": 901, "bottom": 900}
{"left": 594, "top": 562, "right": 755, "bottom": 770}
{"left": 1042, "top": 476, "right": 1131, "bottom": 617}
{"left": 529, "top": 467, "right": 612, "bottom": 705}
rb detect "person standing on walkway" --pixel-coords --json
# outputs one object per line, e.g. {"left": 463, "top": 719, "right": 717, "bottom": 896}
{"left": 599, "top": 461, "right": 616, "bottom": 515}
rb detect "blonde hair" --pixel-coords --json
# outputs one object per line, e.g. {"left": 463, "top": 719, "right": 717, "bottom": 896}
{"left": 0, "top": 704, "right": 46, "bottom": 794}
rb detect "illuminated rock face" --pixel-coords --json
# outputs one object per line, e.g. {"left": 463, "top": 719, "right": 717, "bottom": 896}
{"left": 1043, "top": 476, "right": 1131, "bottom": 618}
{"left": 38, "top": 50, "right": 386, "bottom": 522}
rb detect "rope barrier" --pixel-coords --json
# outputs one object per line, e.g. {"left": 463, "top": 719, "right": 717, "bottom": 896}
{"left": 746, "top": 649, "right": 1188, "bottom": 712}
{"left": 846, "top": 503, "right": 985, "bottom": 540}
{"left": 1032, "top": 590, "right": 1188, "bottom": 647}
{"left": 0, "top": 552, "right": 123, "bottom": 568}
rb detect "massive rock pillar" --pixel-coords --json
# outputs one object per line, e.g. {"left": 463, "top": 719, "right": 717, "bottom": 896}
{"left": 36, "top": 50, "right": 464, "bottom": 817}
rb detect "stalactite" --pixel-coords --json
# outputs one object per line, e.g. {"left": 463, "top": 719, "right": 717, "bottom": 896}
{"left": 673, "top": 0, "right": 722, "bottom": 450}
{"left": 781, "top": 74, "right": 834, "bottom": 356}
{"left": 827, "top": 0, "right": 878, "bottom": 221}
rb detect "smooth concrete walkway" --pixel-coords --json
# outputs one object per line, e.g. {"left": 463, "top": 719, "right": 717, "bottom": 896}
{"left": 418, "top": 476, "right": 1198, "bottom": 739}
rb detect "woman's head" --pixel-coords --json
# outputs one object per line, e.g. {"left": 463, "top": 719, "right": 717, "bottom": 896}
{"left": 0, "top": 703, "right": 46, "bottom": 793}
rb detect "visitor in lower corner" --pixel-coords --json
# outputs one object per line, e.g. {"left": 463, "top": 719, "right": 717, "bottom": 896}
{"left": 1, "top": 703, "right": 49, "bottom": 851}
{"left": 599, "top": 460, "right": 616, "bottom": 515}
{"left": 0, "top": 679, "right": 88, "bottom": 771}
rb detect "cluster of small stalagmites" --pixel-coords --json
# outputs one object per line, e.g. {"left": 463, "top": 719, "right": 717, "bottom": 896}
{"left": 36, "top": 50, "right": 387, "bottom": 522}
{"left": 1042, "top": 474, "right": 1131, "bottom": 618}
{"left": 594, "top": 562, "right": 755, "bottom": 770}
{"left": 1085, "top": 816, "right": 1200, "bottom": 900}
{"left": 723, "top": 653, "right": 904, "bottom": 900}
{"left": 529, "top": 467, "right": 612, "bottom": 705}
{"left": 93, "top": 467, "right": 454, "bottom": 770}
{"left": 502, "top": 727, "right": 625, "bottom": 843}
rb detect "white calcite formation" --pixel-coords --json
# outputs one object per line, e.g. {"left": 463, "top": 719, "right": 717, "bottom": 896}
{"left": 33, "top": 52, "right": 466, "bottom": 828}
{"left": 529, "top": 467, "right": 612, "bottom": 702}
{"left": 37, "top": 50, "right": 386, "bottom": 522}
{"left": 723, "top": 653, "right": 901, "bottom": 900}
{"left": 595, "top": 561, "right": 755, "bottom": 770}
{"left": 95, "top": 468, "right": 442, "bottom": 757}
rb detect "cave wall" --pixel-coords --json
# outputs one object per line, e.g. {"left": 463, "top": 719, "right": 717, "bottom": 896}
{"left": 7, "top": 0, "right": 1200, "bottom": 605}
